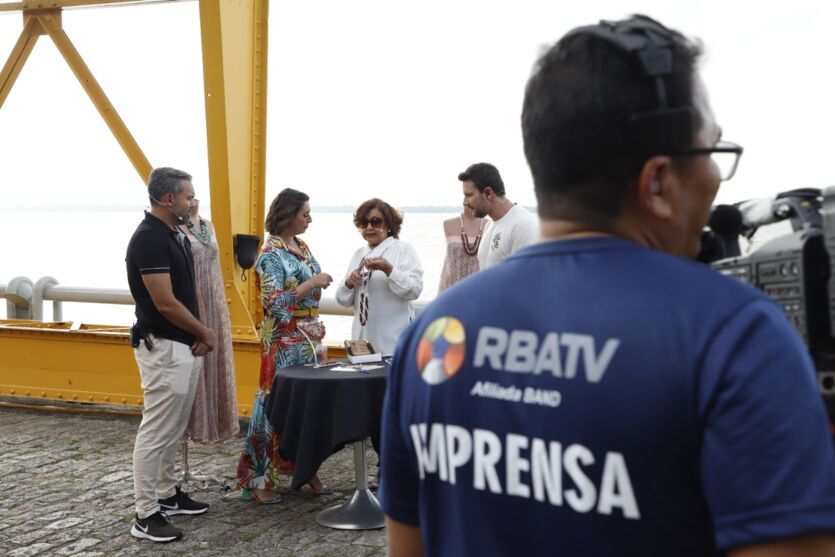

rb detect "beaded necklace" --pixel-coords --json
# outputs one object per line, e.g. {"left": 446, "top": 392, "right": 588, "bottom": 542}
{"left": 357, "top": 241, "right": 391, "bottom": 328}
{"left": 460, "top": 215, "right": 485, "bottom": 256}
{"left": 187, "top": 219, "right": 212, "bottom": 245}
{"left": 359, "top": 270, "right": 371, "bottom": 326}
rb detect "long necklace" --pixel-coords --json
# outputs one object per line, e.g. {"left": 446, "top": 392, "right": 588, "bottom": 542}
{"left": 359, "top": 270, "right": 371, "bottom": 327}
{"left": 357, "top": 242, "right": 391, "bottom": 328}
{"left": 187, "top": 219, "right": 212, "bottom": 245}
{"left": 460, "top": 215, "right": 484, "bottom": 256}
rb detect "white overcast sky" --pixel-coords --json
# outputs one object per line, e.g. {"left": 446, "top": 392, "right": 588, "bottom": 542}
{"left": 0, "top": 0, "right": 833, "bottom": 210}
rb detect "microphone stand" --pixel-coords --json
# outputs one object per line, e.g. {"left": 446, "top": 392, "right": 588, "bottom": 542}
{"left": 178, "top": 438, "right": 231, "bottom": 491}
{"left": 297, "top": 325, "right": 319, "bottom": 366}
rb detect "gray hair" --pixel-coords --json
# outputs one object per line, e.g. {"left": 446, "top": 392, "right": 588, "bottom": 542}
{"left": 147, "top": 167, "right": 192, "bottom": 206}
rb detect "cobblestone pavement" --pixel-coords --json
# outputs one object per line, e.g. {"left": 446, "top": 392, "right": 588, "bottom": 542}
{"left": 0, "top": 404, "right": 386, "bottom": 556}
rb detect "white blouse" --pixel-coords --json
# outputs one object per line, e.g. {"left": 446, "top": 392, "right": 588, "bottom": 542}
{"left": 335, "top": 236, "right": 424, "bottom": 354}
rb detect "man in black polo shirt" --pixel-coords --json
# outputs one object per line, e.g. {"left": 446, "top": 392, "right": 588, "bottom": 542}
{"left": 126, "top": 167, "right": 217, "bottom": 543}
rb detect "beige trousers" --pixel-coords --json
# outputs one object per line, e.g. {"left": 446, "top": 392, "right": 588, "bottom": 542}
{"left": 132, "top": 337, "right": 201, "bottom": 519}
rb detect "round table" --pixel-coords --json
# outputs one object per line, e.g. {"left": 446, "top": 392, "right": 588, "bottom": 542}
{"left": 267, "top": 363, "right": 388, "bottom": 529}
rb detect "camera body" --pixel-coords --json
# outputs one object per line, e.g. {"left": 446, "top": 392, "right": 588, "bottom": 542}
{"left": 706, "top": 188, "right": 835, "bottom": 418}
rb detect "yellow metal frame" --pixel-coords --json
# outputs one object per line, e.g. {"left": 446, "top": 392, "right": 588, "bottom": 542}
{"left": 198, "top": 0, "right": 269, "bottom": 339}
{"left": 0, "top": 320, "right": 348, "bottom": 415}
{"left": 0, "top": 320, "right": 262, "bottom": 415}
{"left": 0, "top": 0, "right": 279, "bottom": 412}
{"left": 0, "top": 8, "right": 151, "bottom": 181}
{"left": 0, "top": 0, "right": 154, "bottom": 11}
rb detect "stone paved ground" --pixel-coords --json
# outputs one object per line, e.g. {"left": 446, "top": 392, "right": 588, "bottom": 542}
{"left": 0, "top": 403, "right": 386, "bottom": 556}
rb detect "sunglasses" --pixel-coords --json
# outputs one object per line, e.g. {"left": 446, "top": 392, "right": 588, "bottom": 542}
{"left": 357, "top": 216, "right": 385, "bottom": 229}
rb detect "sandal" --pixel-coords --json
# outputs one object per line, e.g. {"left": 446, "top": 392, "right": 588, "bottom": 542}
{"left": 307, "top": 476, "right": 333, "bottom": 495}
{"left": 248, "top": 487, "right": 284, "bottom": 505}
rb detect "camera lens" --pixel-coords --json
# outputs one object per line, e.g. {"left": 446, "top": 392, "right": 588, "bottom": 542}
{"left": 820, "top": 373, "right": 835, "bottom": 394}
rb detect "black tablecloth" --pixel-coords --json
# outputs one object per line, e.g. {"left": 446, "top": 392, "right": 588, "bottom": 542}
{"left": 266, "top": 364, "right": 388, "bottom": 490}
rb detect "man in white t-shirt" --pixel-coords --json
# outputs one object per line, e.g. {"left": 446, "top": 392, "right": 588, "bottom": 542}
{"left": 459, "top": 162, "right": 538, "bottom": 268}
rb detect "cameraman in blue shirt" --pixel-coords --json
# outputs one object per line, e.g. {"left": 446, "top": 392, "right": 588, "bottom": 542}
{"left": 380, "top": 15, "right": 835, "bottom": 557}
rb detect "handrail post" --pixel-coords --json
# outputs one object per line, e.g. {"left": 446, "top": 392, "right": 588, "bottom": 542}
{"left": 4, "top": 276, "right": 33, "bottom": 319}
{"left": 32, "top": 276, "right": 59, "bottom": 321}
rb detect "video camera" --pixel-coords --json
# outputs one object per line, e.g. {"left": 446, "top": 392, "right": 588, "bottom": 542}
{"left": 698, "top": 187, "right": 835, "bottom": 418}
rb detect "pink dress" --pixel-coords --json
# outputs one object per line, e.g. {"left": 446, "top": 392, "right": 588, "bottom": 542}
{"left": 438, "top": 235, "right": 481, "bottom": 292}
{"left": 183, "top": 221, "right": 239, "bottom": 444}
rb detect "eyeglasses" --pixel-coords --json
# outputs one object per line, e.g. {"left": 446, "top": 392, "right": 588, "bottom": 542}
{"left": 672, "top": 141, "right": 743, "bottom": 181}
{"left": 357, "top": 216, "right": 384, "bottom": 229}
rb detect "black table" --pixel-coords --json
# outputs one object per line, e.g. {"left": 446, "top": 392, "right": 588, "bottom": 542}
{"left": 266, "top": 362, "right": 388, "bottom": 529}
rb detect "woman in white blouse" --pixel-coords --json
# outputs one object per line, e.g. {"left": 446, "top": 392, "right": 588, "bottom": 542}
{"left": 335, "top": 198, "right": 423, "bottom": 355}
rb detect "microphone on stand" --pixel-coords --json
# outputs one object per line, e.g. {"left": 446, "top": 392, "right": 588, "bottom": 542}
{"left": 297, "top": 325, "right": 319, "bottom": 367}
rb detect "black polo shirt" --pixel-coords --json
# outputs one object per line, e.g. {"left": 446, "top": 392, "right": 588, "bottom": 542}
{"left": 125, "top": 211, "right": 199, "bottom": 345}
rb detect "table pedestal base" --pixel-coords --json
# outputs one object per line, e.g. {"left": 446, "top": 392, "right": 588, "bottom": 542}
{"left": 315, "top": 439, "right": 384, "bottom": 530}
{"left": 316, "top": 488, "right": 384, "bottom": 530}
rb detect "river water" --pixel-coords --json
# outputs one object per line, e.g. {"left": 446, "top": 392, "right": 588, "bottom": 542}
{"left": 0, "top": 207, "right": 788, "bottom": 342}
{"left": 0, "top": 208, "right": 462, "bottom": 341}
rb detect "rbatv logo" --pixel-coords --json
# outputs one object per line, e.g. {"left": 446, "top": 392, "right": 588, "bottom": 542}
{"left": 416, "top": 317, "right": 466, "bottom": 385}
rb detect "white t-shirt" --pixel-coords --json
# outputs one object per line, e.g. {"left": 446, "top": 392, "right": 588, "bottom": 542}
{"left": 478, "top": 204, "right": 538, "bottom": 268}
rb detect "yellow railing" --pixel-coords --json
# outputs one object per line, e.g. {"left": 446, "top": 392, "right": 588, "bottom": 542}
{"left": 0, "top": 319, "right": 348, "bottom": 417}
{"left": 1, "top": 279, "right": 426, "bottom": 416}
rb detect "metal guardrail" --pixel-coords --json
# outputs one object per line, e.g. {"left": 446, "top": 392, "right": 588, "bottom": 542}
{"left": 0, "top": 275, "right": 434, "bottom": 416}
{"left": 1, "top": 278, "right": 33, "bottom": 319}
{"left": 1, "top": 275, "right": 427, "bottom": 322}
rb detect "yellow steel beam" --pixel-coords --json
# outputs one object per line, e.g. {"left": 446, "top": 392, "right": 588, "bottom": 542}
{"left": 0, "top": 0, "right": 185, "bottom": 13}
{"left": 250, "top": 0, "right": 268, "bottom": 326}
{"left": 0, "top": 322, "right": 349, "bottom": 415}
{"left": 198, "top": 0, "right": 268, "bottom": 340}
{"left": 35, "top": 9, "right": 152, "bottom": 182}
{"left": 0, "top": 323, "right": 262, "bottom": 417}
{"left": 0, "top": 16, "right": 40, "bottom": 109}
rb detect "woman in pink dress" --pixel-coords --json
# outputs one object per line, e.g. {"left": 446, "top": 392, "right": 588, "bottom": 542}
{"left": 438, "top": 207, "right": 485, "bottom": 292}
{"left": 179, "top": 200, "right": 239, "bottom": 445}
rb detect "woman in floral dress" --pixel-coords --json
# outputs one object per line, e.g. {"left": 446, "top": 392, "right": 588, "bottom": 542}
{"left": 236, "top": 188, "right": 333, "bottom": 503}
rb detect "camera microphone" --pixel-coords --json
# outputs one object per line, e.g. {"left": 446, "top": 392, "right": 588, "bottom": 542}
{"left": 737, "top": 196, "right": 780, "bottom": 231}
{"left": 709, "top": 204, "right": 743, "bottom": 259}
{"left": 698, "top": 205, "right": 743, "bottom": 263}
{"left": 708, "top": 204, "right": 743, "bottom": 238}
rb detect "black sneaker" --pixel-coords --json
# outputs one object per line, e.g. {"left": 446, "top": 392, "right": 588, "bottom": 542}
{"left": 131, "top": 511, "right": 182, "bottom": 543}
{"left": 158, "top": 486, "right": 209, "bottom": 516}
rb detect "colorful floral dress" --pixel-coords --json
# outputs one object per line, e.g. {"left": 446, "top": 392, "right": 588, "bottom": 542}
{"left": 236, "top": 235, "right": 323, "bottom": 490}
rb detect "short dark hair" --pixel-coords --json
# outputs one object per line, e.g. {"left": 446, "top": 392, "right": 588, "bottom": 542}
{"left": 265, "top": 188, "right": 310, "bottom": 235}
{"left": 147, "top": 167, "right": 191, "bottom": 206}
{"left": 353, "top": 198, "right": 403, "bottom": 239}
{"left": 521, "top": 15, "right": 703, "bottom": 220}
{"left": 457, "top": 163, "right": 506, "bottom": 196}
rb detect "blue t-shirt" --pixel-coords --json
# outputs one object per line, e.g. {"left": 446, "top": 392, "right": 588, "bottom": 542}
{"left": 380, "top": 237, "right": 835, "bottom": 557}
